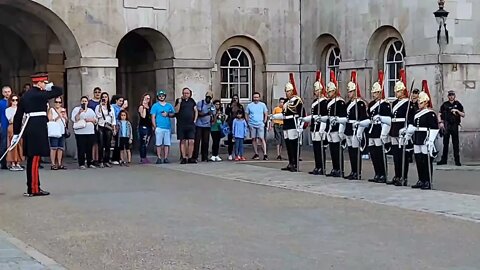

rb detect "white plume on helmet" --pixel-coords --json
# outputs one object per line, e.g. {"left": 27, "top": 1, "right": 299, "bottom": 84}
{"left": 394, "top": 81, "right": 406, "bottom": 92}
{"left": 347, "top": 81, "right": 356, "bottom": 92}
{"left": 371, "top": 82, "right": 382, "bottom": 93}
{"left": 326, "top": 82, "right": 337, "bottom": 92}
{"left": 314, "top": 81, "right": 323, "bottom": 91}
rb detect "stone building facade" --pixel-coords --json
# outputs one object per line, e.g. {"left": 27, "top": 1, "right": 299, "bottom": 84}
{"left": 0, "top": 0, "right": 478, "bottom": 160}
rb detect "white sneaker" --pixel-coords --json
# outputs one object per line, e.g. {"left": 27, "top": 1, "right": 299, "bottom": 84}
{"left": 210, "top": 156, "right": 216, "bottom": 162}
{"left": 228, "top": 155, "right": 233, "bottom": 161}
{"left": 16, "top": 165, "right": 24, "bottom": 171}
{"left": 111, "top": 161, "right": 120, "bottom": 165}
{"left": 215, "top": 156, "right": 222, "bottom": 161}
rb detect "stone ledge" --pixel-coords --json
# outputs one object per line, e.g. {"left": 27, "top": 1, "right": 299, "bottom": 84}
{"left": 65, "top": 58, "right": 119, "bottom": 69}
{"left": 265, "top": 64, "right": 300, "bottom": 72}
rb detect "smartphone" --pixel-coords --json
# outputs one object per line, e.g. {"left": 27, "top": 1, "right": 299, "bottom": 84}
{"left": 81, "top": 104, "right": 86, "bottom": 110}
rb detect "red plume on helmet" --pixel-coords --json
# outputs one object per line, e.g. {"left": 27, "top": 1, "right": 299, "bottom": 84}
{"left": 289, "top": 73, "right": 298, "bottom": 96}
{"left": 378, "top": 70, "right": 385, "bottom": 99}
{"left": 330, "top": 70, "right": 340, "bottom": 96}
{"left": 399, "top": 68, "right": 409, "bottom": 98}
{"left": 350, "top": 71, "right": 362, "bottom": 98}
{"left": 316, "top": 70, "right": 326, "bottom": 96}
{"left": 422, "top": 80, "right": 433, "bottom": 108}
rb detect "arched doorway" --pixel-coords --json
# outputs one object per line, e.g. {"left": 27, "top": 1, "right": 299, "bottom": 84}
{"left": 116, "top": 28, "right": 174, "bottom": 124}
{"left": 0, "top": 0, "right": 80, "bottom": 101}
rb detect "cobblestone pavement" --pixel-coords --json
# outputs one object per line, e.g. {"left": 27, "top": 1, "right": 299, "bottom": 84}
{"left": 0, "top": 158, "right": 480, "bottom": 269}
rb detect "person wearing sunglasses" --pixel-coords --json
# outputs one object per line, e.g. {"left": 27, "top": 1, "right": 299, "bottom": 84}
{"left": 10, "top": 73, "right": 63, "bottom": 197}
{"left": 5, "top": 94, "right": 23, "bottom": 171}
{"left": 47, "top": 96, "right": 68, "bottom": 170}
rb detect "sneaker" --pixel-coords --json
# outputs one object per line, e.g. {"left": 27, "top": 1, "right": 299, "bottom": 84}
{"left": 79, "top": 165, "right": 86, "bottom": 170}
{"left": 252, "top": 154, "right": 260, "bottom": 160}
{"left": 210, "top": 156, "right": 216, "bottom": 162}
{"left": 228, "top": 155, "right": 233, "bottom": 161}
{"left": 9, "top": 166, "right": 17, "bottom": 171}
{"left": 156, "top": 158, "right": 163, "bottom": 164}
{"left": 276, "top": 155, "right": 282, "bottom": 160}
{"left": 362, "top": 154, "right": 370, "bottom": 160}
{"left": 105, "top": 163, "right": 112, "bottom": 168}
{"left": 99, "top": 163, "right": 105, "bottom": 168}
{"left": 241, "top": 156, "right": 246, "bottom": 161}
{"left": 263, "top": 155, "right": 269, "bottom": 161}
{"left": 163, "top": 158, "right": 170, "bottom": 164}
{"left": 216, "top": 156, "right": 223, "bottom": 161}
{"left": 188, "top": 158, "right": 197, "bottom": 164}
{"left": 111, "top": 161, "right": 120, "bottom": 165}
{"left": 180, "top": 158, "right": 188, "bottom": 164}
{"left": 88, "top": 165, "right": 97, "bottom": 169}
{"left": 16, "top": 165, "right": 24, "bottom": 171}
{"left": 235, "top": 156, "right": 241, "bottom": 161}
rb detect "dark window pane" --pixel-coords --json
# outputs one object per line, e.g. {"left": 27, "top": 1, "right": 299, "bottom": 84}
{"left": 229, "top": 68, "right": 239, "bottom": 82}
{"left": 387, "top": 46, "right": 396, "bottom": 61}
{"left": 221, "top": 52, "right": 230, "bottom": 66}
{"left": 388, "top": 81, "right": 395, "bottom": 97}
{"left": 230, "top": 84, "right": 239, "bottom": 97}
{"left": 334, "top": 47, "right": 341, "bottom": 57}
{"left": 394, "top": 41, "right": 403, "bottom": 51}
{"left": 230, "top": 59, "right": 240, "bottom": 67}
{"left": 221, "top": 68, "right": 228, "bottom": 83}
{"left": 396, "top": 62, "right": 404, "bottom": 71}
{"left": 221, "top": 84, "right": 229, "bottom": 99}
{"left": 240, "top": 84, "right": 249, "bottom": 99}
{"left": 238, "top": 53, "right": 250, "bottom": 66}
{"left": 394, "top": 52, "right": 403, "bottom": 62}
{"left": 228, "top": 48, "right": 241, "bottom": 59}
{"left": 388, "top": 63, "right": 396, "bottom": 79}
{"left": 240, "top": 68, "right": 249, "bottom": 82}
{"left": 329, "top": 51, "right": 336, "bottom": 65}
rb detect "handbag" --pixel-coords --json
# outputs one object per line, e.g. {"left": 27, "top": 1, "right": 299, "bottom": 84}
{"left": 54, "top": 107, "right": 71, "bottom": 138}
{"left": 100, "top": 107, "right": 114, "bottom": 131}
{"left": 73, "top": 119, "right": 87, "bottom": 130}
{"left": 47, "top": 121, "right": 62, "bottom": 138}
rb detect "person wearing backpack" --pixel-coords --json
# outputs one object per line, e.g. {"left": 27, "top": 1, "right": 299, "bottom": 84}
{"left": 210, "top": 100, "right": 225, "bottom": 161}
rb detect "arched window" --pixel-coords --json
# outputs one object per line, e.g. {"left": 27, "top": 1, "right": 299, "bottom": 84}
{"left": 220, "top": 47, "right": 253, "bottom": 101}
{"left": 326, "top": 46, "right": 341, "bottom": 83}
{"left": 384, "top": 40, "right": 405, "bottom": 98}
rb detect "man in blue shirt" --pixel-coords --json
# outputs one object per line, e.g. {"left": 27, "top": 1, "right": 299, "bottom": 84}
{"left": 0, "top": 86, "right": 12, "bottom": 169}
{"left": 192, "top": 91, "right": 214, "bottom": 162}
{"left": 246, "top": 92, "right": 269, "bottom": 160}
{"left": 151, "top": 90, "right": 175, "bottom": 164}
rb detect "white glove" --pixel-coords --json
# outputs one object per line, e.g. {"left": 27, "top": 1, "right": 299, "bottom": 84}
{"left": 427, "top": 141, "right": 436, "bottom": 157}
{"left": 380, "top": 116, "right": 391, "bottom": 126}
{"left": 319, "top": 122, "right": 327, "bottom": 134}
{"left": 356, "top": 126, "right": 365, "bottom": 141}
{"left": 302, "top": 115, "right": 312, "bottom": 123}
{"left": 45, "top": 82, "right": 54, "bottom": 91}
{"left": 399, "top": 127, "right": 407, "bottom": 137}
{"left": 312, "top": 115, "right": 321, "bottom": 122}
{"left": 381, "top": 134, "right": 389, "bottom": 144}
{"left": 320, "top": 116, "right": 329, "bottom": 123}
{"left": 372, "top": 115, "right": 381, "bottom": 123}
{"left": 353, "top": 121, "right": 359, "bottom": 129}
{"left": 329, "top": 116, "right": 337, "bottom": 126}
{"left": 359, "top": 119, "right": 371, "bottom": 128}
{"left": 336, "top": 117, "right": 347, "bottom": 125}
{"left": 10, "top": 135, "right": 20, "bottom": 146}
{"left": 270, "top": 113, "right": 284, "bottom": 120}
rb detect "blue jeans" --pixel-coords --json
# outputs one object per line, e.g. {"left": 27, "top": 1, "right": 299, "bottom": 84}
{"left": 0, "top": 128, "right": 7, "bottom": 168}
{"left": 138, "top": 126, "right": 152, "bottom": 159}
{"left": 234, "top": 138, "right": 244, "bottom": 157}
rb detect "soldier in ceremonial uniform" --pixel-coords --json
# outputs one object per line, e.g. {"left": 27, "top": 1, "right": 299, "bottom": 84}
{"left": 389, "top": 70, "right": 415, "bottom": 186}
{"left": 325, "top": 71, "right": 347, "bottom": 178}
{"left": 367, "top": 71, "right": 392, "bottom": 183}
{"left": 11, "top": 73, "right": 63, "bottom": 197}
{"left": 344, "top": 71, "right": 368, "bottom": 180}
{"left": 280, "top": 73, "right": 303, "bottom": 172}
{"left": 302, "top": 71, "right": 328, "bottom": 175}
{"left": 403, "top": 87, "right": 439, "bottom": 190}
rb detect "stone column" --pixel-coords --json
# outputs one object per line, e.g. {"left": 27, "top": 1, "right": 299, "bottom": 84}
{"left": 64, "top": 57, "right": 118, "bottom": 157}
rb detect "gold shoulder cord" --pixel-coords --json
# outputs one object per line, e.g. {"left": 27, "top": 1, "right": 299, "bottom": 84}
{"left": 287, "top": 96, "right": 303, "bottom": 113}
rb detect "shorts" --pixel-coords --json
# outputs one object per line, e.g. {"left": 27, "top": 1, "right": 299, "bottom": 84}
{"left": 155, "top": 128, "right": 172, "bottom": 146}
{"left": 250, "top": 125, "right": 265, "bottom": 139}
{"left": 49, "top": 136, "right": 65, "bottom": 150}
{"left": 119, "top": 137, "right": 131, "bottom": 150}
{"left": 274, "top": 124, "right": 284, "bottom": 145}
{"left": 177, "top": 125, "right": 195, "bottom": 140}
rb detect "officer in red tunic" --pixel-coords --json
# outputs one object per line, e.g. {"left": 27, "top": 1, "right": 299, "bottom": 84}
{"left": 11, "top": 73, "right": 63, "bottom": 196}
{"left": 344, "top": 71, "right": 369, "bottom": 180}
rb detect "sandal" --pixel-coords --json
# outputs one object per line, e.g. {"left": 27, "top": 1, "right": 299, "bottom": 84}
{"left": 51, "top": 165, "right": 58, "bottom": 170}
{"left": 58, "top": 165, "right": 66, "bottom": 170}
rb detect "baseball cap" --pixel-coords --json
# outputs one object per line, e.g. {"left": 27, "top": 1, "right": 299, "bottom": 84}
{"left": 205, "top": 91, "right": 214, "bottom": 98}
{"left": 157, "top": 90, "right": 166, "bottom": 96}
{"left": 448, "top": 90, "right": 455, "bottom": 96}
